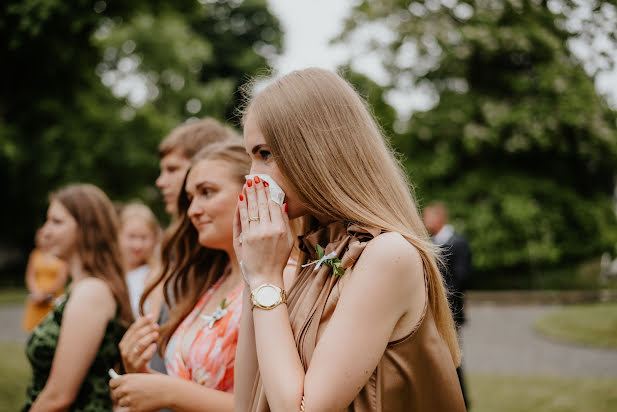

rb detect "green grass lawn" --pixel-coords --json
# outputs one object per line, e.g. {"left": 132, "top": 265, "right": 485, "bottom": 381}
{"left": 468, "top": 374, "right": 617, "bottom": 412}
{"left": 0, "top": 287, "right": 27, "bottom": 306}
{"left": 0, "top": 342, "right": 29, "bottom": 412}
{"left": 534, "top": 303, "right": 617, "bottom": 349}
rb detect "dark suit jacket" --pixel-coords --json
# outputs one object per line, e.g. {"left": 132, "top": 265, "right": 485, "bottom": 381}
{"left": 439, "top": 233, "right": 471, "bottom": 327}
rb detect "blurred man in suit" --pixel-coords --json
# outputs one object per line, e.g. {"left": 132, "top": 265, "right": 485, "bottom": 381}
{"left": 423, "top": 202, "right": 471, "bottom": 408}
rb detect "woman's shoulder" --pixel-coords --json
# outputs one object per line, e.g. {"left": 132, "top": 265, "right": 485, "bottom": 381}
{"left": 358, "top": 232, "right": 423, "bottom": 277}
{"left": 69, "top": 277, "right": 116, "bottom": 314}
{"left": 347, "top": 231, "right": 425, "bottom": 299}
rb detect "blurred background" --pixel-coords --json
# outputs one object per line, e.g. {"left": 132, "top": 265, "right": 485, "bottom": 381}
{"left": 1, "top": 0, "right": 617, "bottom": 410}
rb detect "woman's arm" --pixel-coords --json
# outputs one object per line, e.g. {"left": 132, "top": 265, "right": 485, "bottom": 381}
{"left": 233, "top": 284, "right": 258, "bottom": 411}
{"left": 30, "top": 277, "right": 117, "bottom": 411}
{"left": 252, "top": 234, "right": 424, "bottom": 412}
{"left": 110, "top": 373, "right": 233, "bottom": 412}
{"left": 24, "top": 251, "right": 44, "bottom": 302}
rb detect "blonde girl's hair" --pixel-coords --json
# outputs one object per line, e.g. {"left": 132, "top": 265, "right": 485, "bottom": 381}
{"left": 119, "top": 202, "right": 162, "bottom": 265}
{"left": 52, "top": 184, "right": 134, "bottom": 327}
{"left": 244, "top": 68, "right": 460, "bottom": 365}
{"left": 140, "top": 138, "right": 251, "bottom": 353}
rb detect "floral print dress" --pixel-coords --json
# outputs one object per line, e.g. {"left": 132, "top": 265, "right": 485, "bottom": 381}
{"left": 164, "top": 278, "right": 243, "bottom": 392}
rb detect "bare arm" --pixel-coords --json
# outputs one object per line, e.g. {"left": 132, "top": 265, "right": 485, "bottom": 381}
{"left": 24, "top": 251, "right": 43, "bottom": 299}
{"left": 233, "top": 284, "right": 258, "bottom": 411}
{"left": 252, "top": 234, "right": 424, "bottom": 412}
{"left": 110, "top": 373, "right": 233, "bottom": 412}
{"left": 30, "top": 277, "right": 117, "bottom": 411}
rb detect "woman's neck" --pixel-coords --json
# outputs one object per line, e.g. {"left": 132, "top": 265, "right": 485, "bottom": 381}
{"left": 125, "top": 261, "right": 144, "bottom": 272}
{"left": 68, "top": 254, "right": 89, "bottom": 283}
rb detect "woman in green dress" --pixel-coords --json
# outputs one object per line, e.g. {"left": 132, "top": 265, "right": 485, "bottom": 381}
{"left": 23, "top": 184, "right": 134, "bottom": 411}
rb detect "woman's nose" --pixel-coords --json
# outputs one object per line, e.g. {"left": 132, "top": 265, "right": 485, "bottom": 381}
{"left": 249, "top": 165, "right": 265, "bottom": 175}
{"left": 187, "top": 199, "right": 201, "bottom": 218}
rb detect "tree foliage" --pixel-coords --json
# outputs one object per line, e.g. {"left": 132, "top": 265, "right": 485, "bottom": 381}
{"left": 0, "top": 0, "right": 282, "bottom": 273}
{"left": 339, "top": 0, "right": 617, "bottom": 274}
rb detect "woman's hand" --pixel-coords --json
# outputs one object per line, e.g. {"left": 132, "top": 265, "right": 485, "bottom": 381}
{"left": 118, "top": 315, "right": 159, "bottom": 374}
{"left": 233, "top": 176, "right": 294, "bottom": 289}
{"left": 28, "top": 290, "right": 48, "bottom": 304}
{"left": 109, "top": 373, "right": 167, "bottom": 412}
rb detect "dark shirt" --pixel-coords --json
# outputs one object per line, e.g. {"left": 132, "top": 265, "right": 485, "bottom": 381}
{"left": 434, "top": 231, "right": 472, "bottom": 327}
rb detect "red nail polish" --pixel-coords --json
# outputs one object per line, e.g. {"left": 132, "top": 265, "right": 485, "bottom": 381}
{"left": 263, "top": 181, "right": 269, "bottom": 187}
{"left": 284, "top": 203, "right": 288, "bottom": 213}
{"left": 254, "top": 176, "right": 261, "bottom": 184}
{"left": 247, "top": 179, "right": 253, "bottom": 187}
{"left": 239, "top": 194, "right": 244, "bottom": 201}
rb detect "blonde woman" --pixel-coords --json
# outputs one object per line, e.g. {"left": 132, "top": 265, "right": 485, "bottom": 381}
{"left": 110, "top": 141, "right": 253, "bottom": 411}
{"left": 118, "top": 202, "right": 161, "bottom": 317}
{"left": 234, "top": 68, "right": 466, "bottom": 411}
{"left": 121, "top": 117, "right": 237, "bottom": 379}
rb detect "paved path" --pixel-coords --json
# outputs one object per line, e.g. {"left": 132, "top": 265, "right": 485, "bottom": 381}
{"left": 2, "top": 303, "right": 617, "bottom": 377}
{"left": 0, "top": 304, "right": 28, "bottom": 343}
{"left": 461, "top": 304, "right": 617, "bottom": 377}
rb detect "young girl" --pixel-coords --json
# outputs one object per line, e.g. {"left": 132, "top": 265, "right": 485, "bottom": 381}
{"left": 110, "top": 140, "right": 251, "bottom": 411}
{"left": 234, "top": 68, "right": 466, "bottom": 411}
{"left": 118, "top": 202, "right": 161, "bottom": 317}
{"left": 23, "top": 184, "right": 133, "bottom": 411}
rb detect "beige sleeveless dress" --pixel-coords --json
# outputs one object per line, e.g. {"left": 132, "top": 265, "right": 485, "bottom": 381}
{"left": 247, "top": 221, "right": 466, "bottom": 411}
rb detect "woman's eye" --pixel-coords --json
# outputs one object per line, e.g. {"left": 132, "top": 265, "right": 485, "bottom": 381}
{"left": 260, "top": 150, "right": 271, "bottom": 160}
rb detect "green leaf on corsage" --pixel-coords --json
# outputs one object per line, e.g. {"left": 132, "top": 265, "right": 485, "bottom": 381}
{"left": 302, "top": 244, "right": 345, "bottom": 277}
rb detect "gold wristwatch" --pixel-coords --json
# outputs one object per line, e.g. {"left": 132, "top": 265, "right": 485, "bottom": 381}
{"left": 250, "top": 283, "right": 287, "bottom": 311}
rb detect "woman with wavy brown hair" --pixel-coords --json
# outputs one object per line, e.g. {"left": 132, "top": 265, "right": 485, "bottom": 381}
{"left": 234, "top": 68, "right": 465, "bottom": 411}
{"left": 110, "top": 140, "right": 265, "bottom": 411}
{"left": 23, "top": 183, "right": 133, "bottom": 411}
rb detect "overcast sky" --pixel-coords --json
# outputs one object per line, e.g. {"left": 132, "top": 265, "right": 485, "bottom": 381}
{"left": 267, "top": 0, "right": 353, "bottom": 75}
{"left": 267, "top": 0, "right": 617, "bottom": 116}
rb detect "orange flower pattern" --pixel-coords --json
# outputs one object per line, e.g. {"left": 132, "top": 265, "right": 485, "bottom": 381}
{"left": 165, "top": 280, "right": 243, "bottom": 392}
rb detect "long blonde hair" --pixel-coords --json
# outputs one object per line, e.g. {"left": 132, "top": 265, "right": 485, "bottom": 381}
{"left": 244, "top": 68, "right": 460, "bottom": 365}
{"left": 141, "top": 139, "right": 250, "bottom": 353}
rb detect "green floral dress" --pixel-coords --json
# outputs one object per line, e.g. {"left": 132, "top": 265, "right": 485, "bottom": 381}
{"left": 22, "top": 293, "right": 126, "bottom": 411}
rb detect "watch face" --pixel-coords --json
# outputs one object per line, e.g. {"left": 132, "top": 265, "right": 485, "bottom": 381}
{"left": 256, "top": 285, "right": 280, "bottom": 307}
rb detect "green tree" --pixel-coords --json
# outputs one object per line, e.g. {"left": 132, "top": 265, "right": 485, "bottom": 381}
{"left": 338, "top": 0, "right": 617, "bottom": 277}
{"left": 0, "top": 0, "right": 282, "bottom": 279}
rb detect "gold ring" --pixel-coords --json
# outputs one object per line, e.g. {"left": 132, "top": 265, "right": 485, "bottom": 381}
{"left": 248, "top": 216, "right": 260, "bottom": 222}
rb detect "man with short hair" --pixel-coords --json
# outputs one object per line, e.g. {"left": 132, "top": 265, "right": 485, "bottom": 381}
{"left": 156, "top": 118, "right": 237, "bottom": 216}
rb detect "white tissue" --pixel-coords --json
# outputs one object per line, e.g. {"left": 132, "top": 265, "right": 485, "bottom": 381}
{"left": 245, "top": 174, "right": 286, "bottom": 206}
{"left": 108, "top": 368, "right": 120, "bottom": 379}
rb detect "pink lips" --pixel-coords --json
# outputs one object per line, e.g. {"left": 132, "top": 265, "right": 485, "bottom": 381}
{"left": 193, "top": 221, "right": 211, "bottom": 230}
